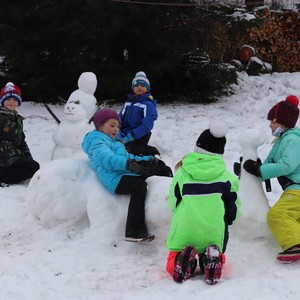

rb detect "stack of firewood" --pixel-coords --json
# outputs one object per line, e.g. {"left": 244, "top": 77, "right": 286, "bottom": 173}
{"left": 247, "top": 7, "right": 300, "bottom": 72}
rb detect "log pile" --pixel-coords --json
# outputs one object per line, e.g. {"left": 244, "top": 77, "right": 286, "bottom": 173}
{"left": 247, "top": 7, "right": 300, "bottom": 72}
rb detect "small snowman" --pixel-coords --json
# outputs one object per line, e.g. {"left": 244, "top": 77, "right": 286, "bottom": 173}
{"left": 234, "top": 128, "right": 271, "bottom": 239}
{"left": 51, "top": 99, "right": 94, "bottom": 160}
{"left": 67, "top": 72, "right": 98, "bottom": 120}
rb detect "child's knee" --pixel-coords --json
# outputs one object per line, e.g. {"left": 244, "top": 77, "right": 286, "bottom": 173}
{"left": 166, "top": 251, "right": 179, "bottom": 274}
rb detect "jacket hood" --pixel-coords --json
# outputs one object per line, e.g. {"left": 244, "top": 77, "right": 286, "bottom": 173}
{"left": 181, "top": 152, "right": 226, "bottom": 181}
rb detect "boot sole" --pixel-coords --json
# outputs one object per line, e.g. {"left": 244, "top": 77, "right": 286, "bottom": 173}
{"left": 276, "top": 252, "right": 300, "bottom": 263}
{"left": 125, "top": 234, "right": 155, "bottom": 242}
{"left": 172, "top": 246, "right": 197, "bottom": 283}
{"left": 204, "top": 244, "right": 222, "bottom": 285}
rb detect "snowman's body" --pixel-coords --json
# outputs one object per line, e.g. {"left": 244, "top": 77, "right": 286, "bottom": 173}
{"left": 51, "top": 100, "right": 94, "bottom": 160}
{"left": 235, "top": 129, "right": 271, "bottom": 239}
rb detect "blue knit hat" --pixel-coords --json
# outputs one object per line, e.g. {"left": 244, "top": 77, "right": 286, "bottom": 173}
{"left": 0, "top": 82, "right": 22, "bottom": 106}
{"left": 131, "top": 71, "right": 150, "bottom": 91}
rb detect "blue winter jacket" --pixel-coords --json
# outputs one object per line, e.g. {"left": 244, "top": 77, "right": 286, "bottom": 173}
{"left": 82, "top": 130, "right": 152, "bottom": 193}
{"left": 261, "top": 127, "right": 300, "bottom": 191}
{"left": 119, "top": 93, "right": 158, "bottom": 140}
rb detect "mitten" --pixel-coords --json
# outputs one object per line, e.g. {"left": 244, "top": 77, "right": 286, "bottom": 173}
{"left": 243, "top": 158, "right": 261, "bottom": 177}
{"left": 150, "top": 157, "right": 173, "bottom": 177}
{"left": 233, "top": 156, "right": 243, "bottom": 178}
{"left": 126, "top": 159, "right": 153, "bottom": 177}
{"left": 122, "top": 133, "right": 134, "bottom": 144}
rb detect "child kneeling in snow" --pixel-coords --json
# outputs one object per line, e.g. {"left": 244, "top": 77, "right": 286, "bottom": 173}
{"left": 165, "top": 120, "right": 240, "bottom": 285}
{"left": 0, "top": 82, "right": 40, "bottom": 186}
{"left": 82, "top": 109, "right": 172, "bottom": 242}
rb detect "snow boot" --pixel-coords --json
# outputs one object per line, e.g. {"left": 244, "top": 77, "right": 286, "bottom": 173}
{"left": 125, "top": 233, "right": 155, "bottom": 243}
{"left": 276, "top": 244, "right": 300, "bottom": 263}
{"left": 172, "top": 246, "right": 197, "bottom": 283}
{"left": 203, "top": 244, "right": 222, "bottom": 285}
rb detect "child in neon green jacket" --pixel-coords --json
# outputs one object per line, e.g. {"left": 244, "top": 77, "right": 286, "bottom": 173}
{"left": 166, "top": 120, "right": 240, "bottom": 285}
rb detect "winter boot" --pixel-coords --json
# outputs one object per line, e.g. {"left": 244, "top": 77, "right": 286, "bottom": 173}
{"left": 125, "top": 232, "right": 155, "bottom": 242}
{"left": 172, "top": 246, "right": 197, "bottom": 283}
{"left": 276, "top": 244, "right": 300, "bottom": 263}
{"left": 203, "top": 244, "right": 223, "bottom": 285}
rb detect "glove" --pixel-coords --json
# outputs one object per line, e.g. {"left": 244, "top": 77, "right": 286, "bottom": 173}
{"left": 233, "top": 156, "right": 243, "bottom": 178}
{"left": 150, "top": 157, "right": 173, "bottom": 177}
{"left": 126, "top": 159, "right": 153, "bottom": 177}
{"left": 117, "top": 132, "right": 125, "bottom": 140}
{"left": 243, "top": 158, "right": 262, "bottom": 177}
{"left": 122, "top": 133, "right": 134, "bottom": 144}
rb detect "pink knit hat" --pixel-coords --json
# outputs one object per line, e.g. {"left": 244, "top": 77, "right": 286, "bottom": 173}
{"left": 92, "top": 109, "right": 119, "bottom": 127}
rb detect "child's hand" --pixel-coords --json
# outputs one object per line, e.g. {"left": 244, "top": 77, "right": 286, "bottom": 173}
{"left": 243, "top": 159, "right": 262, "bottom": 177}
{"left": 126, "top": 159, "right": 153, "bottom": 176}
{"left": 122, "top": 133, "right": 134, "bottom": 144}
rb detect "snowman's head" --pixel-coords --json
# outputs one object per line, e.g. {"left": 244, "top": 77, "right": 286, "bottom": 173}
{"left": 238, "top": 129, "right": 264, "bottom": 149}
{"left": 78, "top": 72, "right": 97, "bottom": 95}
{"left": 64, "top": 100, "right": 87, "bottom": 121}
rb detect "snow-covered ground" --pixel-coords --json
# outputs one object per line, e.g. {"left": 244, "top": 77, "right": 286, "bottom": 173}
{"left": 1, "top": 71, "right": 300, "bottom": 299}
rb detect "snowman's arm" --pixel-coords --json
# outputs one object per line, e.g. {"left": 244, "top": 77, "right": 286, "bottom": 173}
{"left": 44, "top": 104, "right": 61, "bottom": 124}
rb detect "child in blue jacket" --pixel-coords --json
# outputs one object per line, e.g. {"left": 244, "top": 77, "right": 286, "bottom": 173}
{"left": 118, "top": 71, "right": 160, "bottom": 156}
{"left": 82, "top": 108, "right": 156, "bottom": 242}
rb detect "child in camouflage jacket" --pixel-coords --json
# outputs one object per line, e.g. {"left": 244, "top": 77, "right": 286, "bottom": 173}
{"left": 0, "top": 82, "right": 39, "bottom": 185}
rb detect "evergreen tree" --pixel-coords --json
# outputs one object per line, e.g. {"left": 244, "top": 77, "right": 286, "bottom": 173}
{"left": 0, "top": 1, "right": 237, "bottom": 104}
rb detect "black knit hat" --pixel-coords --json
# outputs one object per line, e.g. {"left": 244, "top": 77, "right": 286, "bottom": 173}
{"left": 195, "top": 120, "right": 228, "bottom": 154}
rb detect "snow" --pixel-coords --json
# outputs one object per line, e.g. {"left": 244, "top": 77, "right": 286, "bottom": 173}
{"left": 1, "top": 71, "right": 300, "bottom": 299}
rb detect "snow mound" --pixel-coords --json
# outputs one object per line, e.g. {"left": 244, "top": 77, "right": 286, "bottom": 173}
{"left": 26, "top": 157, "right": 172, "bottom": 242}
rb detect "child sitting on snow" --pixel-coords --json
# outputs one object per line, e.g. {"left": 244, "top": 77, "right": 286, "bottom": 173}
{"left": 82, "top": 109, "right": 172, "bottom": 242}
{"left": 166, "top": 120, "right": 240, "bottom": 285}
{"left": 0, "top": 82, "right": 40, "bottom": 186}
{"left": 118, "top": 71, "right": 160, "bottom": 156}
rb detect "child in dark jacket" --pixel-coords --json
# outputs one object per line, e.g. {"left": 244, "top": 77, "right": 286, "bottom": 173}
{"left": 0, "top": 82, "right": 40, "bottom": 186}
{"left": 82, "top": 108, "right": 159, "bottom": 242}
{"left": 118, "top": 71, "right": 160, "bottom": 156}
{"left": 166, "top": 120, "right": 240, "bottom": 285}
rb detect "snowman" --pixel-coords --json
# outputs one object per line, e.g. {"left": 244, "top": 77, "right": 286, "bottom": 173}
{"left": 234, "top": 128, "right": 271, "bottom": 239}
{"left": 67, "top": 72, "right": 98, "bottom": 120}
{"left": 51, "top": 99, "right": 94, "bottom": 160}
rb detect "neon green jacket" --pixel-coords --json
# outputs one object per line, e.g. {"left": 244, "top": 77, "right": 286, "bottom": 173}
{"left": 166, "top": 152, "right": 241, "bottom": 253}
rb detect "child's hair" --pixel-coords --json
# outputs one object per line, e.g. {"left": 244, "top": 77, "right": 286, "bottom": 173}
{"left": 175, "top": 155, "right": 187, "bottom": 171}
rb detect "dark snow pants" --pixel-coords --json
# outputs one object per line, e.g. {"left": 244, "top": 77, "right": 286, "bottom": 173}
{"left": 125, "top": 133, "right": 160, "bottom": 156}
{"left": 115, "top": 175, "right": 148, "bottom": 236}
{"left": 0, "top": 157, "right": 40, "bottom": 184}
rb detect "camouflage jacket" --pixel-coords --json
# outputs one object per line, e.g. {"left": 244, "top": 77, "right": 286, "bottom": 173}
{"left": 0, "top": 107, "right": 31, "bottom": 167}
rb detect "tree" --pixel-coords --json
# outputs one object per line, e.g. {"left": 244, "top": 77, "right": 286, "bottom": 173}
{"left": 0, "top": 0, "right": 237, "bottom": 103}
